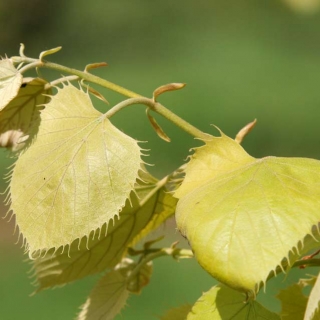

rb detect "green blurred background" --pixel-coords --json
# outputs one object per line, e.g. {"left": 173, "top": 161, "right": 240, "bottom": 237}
{"left": 1, "top": 0, "right": 320, "bottom": 319}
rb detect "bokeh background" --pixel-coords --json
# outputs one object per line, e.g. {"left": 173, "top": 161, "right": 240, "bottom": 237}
{"left": 1, "top": 0, "right": 320, "bottom": 319}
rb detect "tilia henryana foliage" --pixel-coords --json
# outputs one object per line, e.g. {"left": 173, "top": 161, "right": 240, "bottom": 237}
{"left": 1, "top": 45, "right": 320, "bottom": 319}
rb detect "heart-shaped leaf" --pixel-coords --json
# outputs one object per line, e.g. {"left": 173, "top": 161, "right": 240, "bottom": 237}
{"left": 9, "top": 84, "right": 142, "bottom": 255}
{"left": 175, "top": 131, "right": 320, "bottom": 293}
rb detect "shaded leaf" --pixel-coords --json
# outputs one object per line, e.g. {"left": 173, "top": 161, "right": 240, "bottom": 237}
{"left": 0, "top": 77, "right": 51, "bottom": 151}
{"left": 160, "top": 304, "right": 192, "bottom": 320}
{"left": 277, "top": 284, "right": 308, "bottom": 320}
{"left": 187, "top": 285, "right": 279, "bottom": 320}
{"left": 32, "top": 173, "right": 176, "bottom": 291}
{"left": 0, "top": 58, "right": 23, "bottom": 110}
{"left": 175, "top": 131, "right": 320, "bottom": 293}
{"left": 77, "top": 269, "right": 129, "bottom": 320}
{"left": 304, "top": 272, "right": 320, "bottom": 320}
{"left": 10, "top": 84, "right": 142, "bottom": 255}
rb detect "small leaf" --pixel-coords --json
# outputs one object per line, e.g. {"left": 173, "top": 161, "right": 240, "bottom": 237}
{"left": 0, "top": 58, "right": 23, "bottom": 110}
{"left": 160, "top": 304, "right": 192, "bottom": 320}
{"left": 77, "top": 269, "right": 129, "bottom": 320}
{"left": 187, "top": 285, "right": 280, "bottom": 320}
{"left": 153, "top": 83, "right": 186, "bottom": 101}
{"left": 175, "top": 130, "right": 320, "bottom": 292}
{"left": 235, "top": 119, "right": 257, "bottom": 144}
{"left": 146, "top": 108, "right": 171, "bottom": 142}
{"left": 32, "top": 173, "right": 176, "bottom": 291}
{"left": 10, "top": 83, "right": 142, "bottom": 255}
{"left": 277, "top": 284, "right": 308, "bottom": 320}
{"left": 39, "top": 46, "right": 62, "bottom": 61}
{"left": 0, "top": 77, "right": 51, "bottom": 151}
{"left": 304, "top": 272, "right": 320, "bottom": 320}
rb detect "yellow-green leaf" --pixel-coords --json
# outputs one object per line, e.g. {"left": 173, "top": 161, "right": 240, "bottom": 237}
{"left": 187, "top": 285, "right": 280, "bottom": 320}
{"left": 175, "top": 131, "right": 320, "bottom": 293}
{"left": 77, "top": 269, "right": 129, "bottom": 320}
{"left": 10, "top": 84, "right": 142, "bottom": 255}
{"left": 304, "top": 272, "right": 320, "bottom": 320}
{"left": 0, "top": 77, "right": 51, "bottom": 151}
{"left": 0, "top": 58, "right": 23, "bottom": 110}
{"left": 32, "top": 174, "right": 176, "bottom": 291}
{"left": 160, "top": 304, "right": 192, "bottom": 320}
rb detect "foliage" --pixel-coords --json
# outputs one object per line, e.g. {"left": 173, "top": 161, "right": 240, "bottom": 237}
{"left": 2, "top": 45, "right": 320, "bottom": 319}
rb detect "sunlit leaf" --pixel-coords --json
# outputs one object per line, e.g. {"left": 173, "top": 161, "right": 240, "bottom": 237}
{"left": 77, "top": 269, "right": 129, "bottom": 320}
{"left": 0, "top": 58, "right": 23, "bottom": 111}
{"left": 160, "top": 304, "right": 192, "bottom": 320}
{"left": 277, "top": 284, "right": 308, "bottom": 320}
{"left": 9, "top": 84, "right": 142, "bottom": 255}
{"left": 0, "top": 77, "right": 51, "bottom": 151}
{"left": 175, "top": 130, "right": 320, "bottom": 293}
{"left": 187, "top": 285, "right": 280, "bottom": 320}
{"left": 32, "top": 173, "right": 176, "bottom": 291}
{"left": 304, "top": 272, "right": 320, "bottom": 320}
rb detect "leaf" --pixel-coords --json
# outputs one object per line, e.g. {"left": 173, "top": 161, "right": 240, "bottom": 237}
{"left": 129, "top": 189, "right": 177, "bottom": 247}
{"left": 175, "top": 131, "right": 320, "bottom": 293}
{"left": 304, "top": 272, "right": 320, "bottom": 320}
{"left": 77, "top": 269, "right": 129, "bottom": 320}
{"left": 0, "top": 58, "right": 23, "bottom": 111}
{"left": 277, "top": 284, "right": 308, "bottom": 320}
{"left": 0, "top": 77, "right": 51, "bottom": 151}
{"left": 160, "top": 304, "right": 192, "bottom": 320}
{"left": 187, "top": 285, "right": 280, "bottom": 320}
{"left": 32, "top": 173, "right": 176, "bottom": 291}
{"left": 9, "top": 84, "right": 142, "bottom": 255}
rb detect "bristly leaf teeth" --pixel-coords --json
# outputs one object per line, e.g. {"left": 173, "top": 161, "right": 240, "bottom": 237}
{"left": 9, "top": 83, "right": 143, "bottom": 256}
{"left": 175, "top": 129, "right": 320, "bottom": 293}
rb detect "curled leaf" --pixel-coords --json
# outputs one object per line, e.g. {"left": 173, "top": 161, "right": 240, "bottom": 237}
{"left": 235, "top": 119, "right": 257, "bottom": 144}
{"left": 39, "top": 46, "right": 62, "bottom": 61}
{"left": 175, "top": 130, "right": 320, "bottom": 293}
{"left": 146, "top": 108, "right": 171, "bottom": 142}
{"left": 0, "top": 58, "right": 23, "bottom": 110}
{"left": 153, "top": 83, "right": 186, "bottom": 101}
{"left": 9, "top": 83, "right": 142, "bottom": 255}
{"left": 0, "top": 77, "right": 51, "bottom": 151}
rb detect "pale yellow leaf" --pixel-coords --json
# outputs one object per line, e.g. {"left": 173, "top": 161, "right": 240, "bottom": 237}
{"left": 0, "top": 58, "right": 23, "bottom": 110}
{"left": 10, "top": 84, "right": 142, "bottom": 255}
